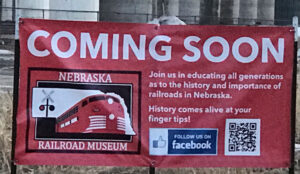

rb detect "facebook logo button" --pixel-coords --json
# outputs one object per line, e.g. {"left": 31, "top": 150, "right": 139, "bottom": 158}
{"left": 149, "top": 128, "right": 218, "bottom": 156}
{"left": 168, "top": 129, "right": 218, "bottom": 155}
{"left": 153, "top": 136, "right": 167, "bottom": 148}
{"left": 149, "top": 128, "right": 168, "bottom": 155}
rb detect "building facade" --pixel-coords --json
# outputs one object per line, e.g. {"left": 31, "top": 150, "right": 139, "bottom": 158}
{"left": 2, "top": 0, "right": 296, "bottom": 25}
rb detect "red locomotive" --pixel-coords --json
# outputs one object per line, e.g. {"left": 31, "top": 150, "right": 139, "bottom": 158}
{"left": 55, "top": 94, "right": 135, "bottom": 135}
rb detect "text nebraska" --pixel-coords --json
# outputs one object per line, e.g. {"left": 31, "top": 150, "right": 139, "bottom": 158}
{"left": 58, "top": 72, "right": 112, "bottom": 83}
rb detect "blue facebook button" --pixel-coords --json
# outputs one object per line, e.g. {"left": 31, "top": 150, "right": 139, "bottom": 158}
{"left": 168, "top": 129, "right": 218, "bottom": 155}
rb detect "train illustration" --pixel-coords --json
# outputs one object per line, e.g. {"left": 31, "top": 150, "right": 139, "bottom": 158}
{"left": 32, "top": 88, "right": 135, "bottom": 136}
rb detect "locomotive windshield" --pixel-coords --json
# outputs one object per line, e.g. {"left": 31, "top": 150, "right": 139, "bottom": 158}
{"left": 89, "top": 95, "right": 120, "bottom": 103}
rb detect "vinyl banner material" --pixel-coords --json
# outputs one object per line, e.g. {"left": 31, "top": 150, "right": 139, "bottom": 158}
{"left": 15, "top": 18, "right": 294, "bottom": 168}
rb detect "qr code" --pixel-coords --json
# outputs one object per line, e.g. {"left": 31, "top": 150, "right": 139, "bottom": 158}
{"left": 224, "top": 119, "right": 260, "bottom": 156}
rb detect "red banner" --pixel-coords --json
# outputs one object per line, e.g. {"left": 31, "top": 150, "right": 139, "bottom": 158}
{"left": 15, "top": 18, "right": 294, "bottom": 168}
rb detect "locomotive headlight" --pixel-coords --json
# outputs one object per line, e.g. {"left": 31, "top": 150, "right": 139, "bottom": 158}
{"left": 108, "top": 98, "right": 114, "bottom": 104}
{"left": 109, "top": 114, "right": 115, "bottom": 120}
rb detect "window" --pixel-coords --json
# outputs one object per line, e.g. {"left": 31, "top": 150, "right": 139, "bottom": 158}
{"left": 71, "top": 117, "right": 78, "bottom": 123}
{"left": 89, "top": 96, "right": 105, "bottom": 102}
{"left": 82, "top": 100, "right": 88, "bottom": 107}
{"left": 65, "top": 121, "right": 70, "bottom": 126}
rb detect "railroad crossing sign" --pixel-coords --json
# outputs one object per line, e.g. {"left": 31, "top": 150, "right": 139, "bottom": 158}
{"left": 39, "top": 90, "right": 55, "bottom": 118}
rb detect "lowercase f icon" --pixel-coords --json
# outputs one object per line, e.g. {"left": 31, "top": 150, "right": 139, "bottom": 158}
{"left": 153, "top": 136, "right": 166, "bottom": 148}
